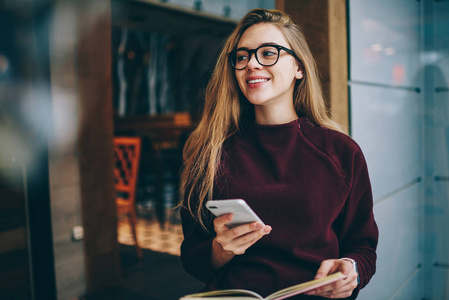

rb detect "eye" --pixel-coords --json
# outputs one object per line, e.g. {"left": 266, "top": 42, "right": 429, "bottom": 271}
{"left": 235, "top": 52, "right": 249, "bottom": 62}
{"left": 261, "top": 49, "right": 277, "bottom": 57}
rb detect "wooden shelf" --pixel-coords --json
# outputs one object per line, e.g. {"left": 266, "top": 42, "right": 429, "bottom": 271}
{"left": 114, "top": 112, "right": 195, "bottom": 149}
{"left": 112, "top": 0, "right": 236, "bottom": 36}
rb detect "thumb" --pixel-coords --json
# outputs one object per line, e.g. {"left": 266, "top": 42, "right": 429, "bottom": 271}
{"left": 315, "top": 259, "right": 338, "bottom": 279}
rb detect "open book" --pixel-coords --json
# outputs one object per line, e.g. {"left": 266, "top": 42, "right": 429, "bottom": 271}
{"left": 180, "top": 272, "right": 345, "bottom": 300}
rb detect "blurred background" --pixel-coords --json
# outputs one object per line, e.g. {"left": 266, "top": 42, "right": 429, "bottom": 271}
{"left": 0, "top": 0, "right": 448, "bottom": 299}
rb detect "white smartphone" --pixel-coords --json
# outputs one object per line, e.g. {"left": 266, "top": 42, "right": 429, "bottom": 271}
{"left": 206, "top": 199, "right": 264, "bottom": 229}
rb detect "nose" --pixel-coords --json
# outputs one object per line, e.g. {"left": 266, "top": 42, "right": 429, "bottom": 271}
{"left": 246, "top": 53, "right": 262, "bottom": 70}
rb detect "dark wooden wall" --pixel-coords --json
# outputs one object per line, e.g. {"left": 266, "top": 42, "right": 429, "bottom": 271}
{"left": 48, "top": 0, "right": 120, "bottom": 298}
{"left": 76, "top": 0, "right": 121, "bottom": 294}
{"left": 277, "top": 0, "right": 349, "bottom": 132}
{"left": 0, "top": 165, "right": 31, "bottom": 299}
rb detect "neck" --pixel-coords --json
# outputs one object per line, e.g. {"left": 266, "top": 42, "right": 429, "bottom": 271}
{"left": 254, "top": 103, "right": 298, "bottom": 125}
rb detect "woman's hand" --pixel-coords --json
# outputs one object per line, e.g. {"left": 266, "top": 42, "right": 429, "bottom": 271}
{"left": 305, "top": 259, "right": 359, "bottom": 298}
{"left": 211, "top": 213, "right": 272, "bottom": 270}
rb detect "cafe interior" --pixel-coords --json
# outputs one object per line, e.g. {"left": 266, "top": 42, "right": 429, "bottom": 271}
{"left": 1, "top": 0, "right": 448, "bottom": 300}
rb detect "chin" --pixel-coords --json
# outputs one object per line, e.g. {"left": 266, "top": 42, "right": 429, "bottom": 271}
{"left": 244, "top": 94, "right": 271, "bottom": 106}
{"left": 246, "top": 98, "right": 270, "bottom": 106}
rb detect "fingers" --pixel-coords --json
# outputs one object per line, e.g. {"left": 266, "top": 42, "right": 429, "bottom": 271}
{"left": 307, "top": 275, "right": 358, "bottom": 298}
{"left": 307, "top": 259, "right": 358, "bottom": 298}
{"left": 216, "top": 222, "right": 271, "bottom": 251}
{"left": 222, "top": 224, "right": 272, "bottom": 254}
{"left": 213, "top": 214, "right": 272, "bottom": 256}
{"left": 213, "top": 214, "right": 233, "bottom": 233}
{"left": 337, "top": 259, "right": 356, "bottom": 277}
{"left": 314, "top": 259, "right": 339, "bottom": 279}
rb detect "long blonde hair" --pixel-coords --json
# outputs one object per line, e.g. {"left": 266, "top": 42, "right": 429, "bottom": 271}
{"left": 179, "top": 8, "right": 342, "bottom": 229}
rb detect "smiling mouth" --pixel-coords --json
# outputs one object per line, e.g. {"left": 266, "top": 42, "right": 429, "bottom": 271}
{"left": 247, "top": 78, "right": 269, "bottom": 84}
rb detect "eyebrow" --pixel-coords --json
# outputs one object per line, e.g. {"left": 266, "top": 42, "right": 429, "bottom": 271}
{"left": 236, "top": 42, "right": 280, "bottom": 50}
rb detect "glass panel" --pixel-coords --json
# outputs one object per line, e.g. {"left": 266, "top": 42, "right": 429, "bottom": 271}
{"left": 349, "top": 0, "right": 421, "bottom": 87}
{"left": 433, "top": 1, "right": 449, "bottom": 88}
{"left": 432, "top": 182, "right": 449, "bottom": 263}
{"left": 360, "top": 184, "right": 422, "bottom": 299}
{"left": 350, "top": 84, "right": 422, "bottom": 200}
{"left": 431, "top": 268, "right": 449, "bottom": 300}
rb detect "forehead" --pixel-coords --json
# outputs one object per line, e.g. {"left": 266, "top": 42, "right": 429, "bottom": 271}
{"left": 237, "top": 23, "right": 289, "bottom": 48}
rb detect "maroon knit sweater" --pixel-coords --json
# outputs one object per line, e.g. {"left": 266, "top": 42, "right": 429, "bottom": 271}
{"left": 180, "top": 117, "right": 378, "bottom": 299}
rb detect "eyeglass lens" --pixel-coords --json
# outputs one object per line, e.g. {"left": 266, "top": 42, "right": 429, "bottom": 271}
{"left": 233, "top": 46, "right": 279, "bottom": 69}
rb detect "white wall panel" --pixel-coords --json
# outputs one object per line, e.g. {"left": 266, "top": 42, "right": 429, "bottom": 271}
{"left": 358, "top": 184, "right": 422, "bottom": 299}
{"left": 390, "top": 268, "right": 422, "bottom": 300}
{"left": 350, "top": 84, "right": 422, "bottom": 200}
{"left": 425, "top": 91, "right": 449, "bottom": 177}
{"left": 433, "top": 1, "right": 449, "bottom": 88}
{"left": 349, "top": 0, "right": 421, "bottom": 87}
{"left": 349, "top": 1, "right": 449, "bottom": 299}
{"left": 424, "top": 1, "right": 449, "bottom": 297}
{"left": 431, "top": 267, "right": 449, "bottom": 300}
{"left": 433, "top": 182, "right": 449, "bottom": 264}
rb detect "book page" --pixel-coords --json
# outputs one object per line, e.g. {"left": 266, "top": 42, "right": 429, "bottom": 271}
{"left": 266, "top": 272, "right": 346, "bottom": 300}
{"left": 180, "top": 272, "right": 346, "bottom": 300}
{"left": 180, "top": 289, "right": 263, "bottom": 300}
{"left": 180, "top": 297, "right": 257, "bottom": 300}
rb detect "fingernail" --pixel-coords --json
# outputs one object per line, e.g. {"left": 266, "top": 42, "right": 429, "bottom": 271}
{"left": 263, "top": 226, "right": 271, "bottom": 234}
{"left": 254, "top": 222, "right": 263, "bottom": 229}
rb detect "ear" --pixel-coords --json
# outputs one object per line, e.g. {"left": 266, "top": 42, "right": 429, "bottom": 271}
{"left": 295, "top": 63, "right": 304, "bottom": 79}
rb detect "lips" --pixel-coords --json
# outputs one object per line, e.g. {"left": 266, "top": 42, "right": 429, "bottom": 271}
{"left": 246, "top": 76, "right": 270, "bottom": 88}
{"left": 247, "top": 78, "right": 269, "bottom": 84}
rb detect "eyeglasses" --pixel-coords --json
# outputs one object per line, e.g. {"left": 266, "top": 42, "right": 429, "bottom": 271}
{"left": 228, "top": 44, "right": 297, "bottom": 70}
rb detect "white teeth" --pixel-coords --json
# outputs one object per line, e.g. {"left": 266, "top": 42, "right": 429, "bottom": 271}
{"left": 248, "top": 78, "right": 268, "bottom": 84}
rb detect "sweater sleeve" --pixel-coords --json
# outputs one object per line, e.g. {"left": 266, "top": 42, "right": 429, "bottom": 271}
{"left": 180, "top": 206, "right": 225, "bottom": 283}
{"left": 338, "top": 148, "right": 379, "bottom": 294}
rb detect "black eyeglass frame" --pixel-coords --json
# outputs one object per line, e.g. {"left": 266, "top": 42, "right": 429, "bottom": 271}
{"left": 227, "top": 44, "right": 298, "bottom": 70}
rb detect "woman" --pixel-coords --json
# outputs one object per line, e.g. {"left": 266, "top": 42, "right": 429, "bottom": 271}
{"left": 179, "top": 8, "right": 378, "bottom": 299}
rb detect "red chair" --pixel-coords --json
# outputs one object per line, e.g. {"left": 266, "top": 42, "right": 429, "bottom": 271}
{"left": 113, "top": 137, "right": 143, "bottom": 259}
